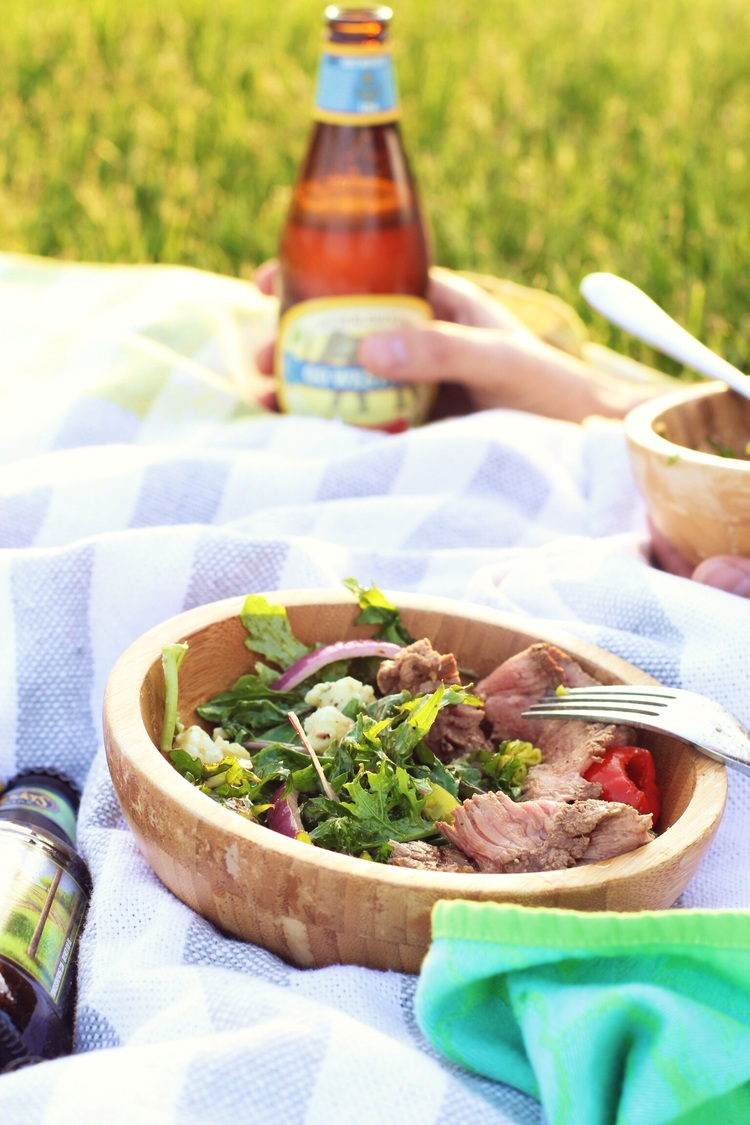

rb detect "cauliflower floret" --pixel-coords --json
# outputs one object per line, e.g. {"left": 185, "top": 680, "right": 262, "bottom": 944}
{"left": 304, "top": 676, "right": 375, "bottom": 712}
{"left": 173, "top": 725, "right": 249, "bottom": 765}
{"left": 213, "top": 728, "right": 250, "bottom": 758}
{"left": 303, "top": 706, "right": 354, "bottom": 752}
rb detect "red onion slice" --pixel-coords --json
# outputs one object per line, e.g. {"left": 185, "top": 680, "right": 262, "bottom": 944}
{"left": 269, "top": 639, "right": 402, "bottom": 692}
{"left": 267, "top": 785, "right": 305, "bottom": 838}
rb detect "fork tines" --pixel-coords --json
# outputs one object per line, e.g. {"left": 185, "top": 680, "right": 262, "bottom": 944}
{"left": 522, "top": 684, "right": 675, "bottom": 720}
{"left": 519, "top": 683, "right": 750, "bottom": 774}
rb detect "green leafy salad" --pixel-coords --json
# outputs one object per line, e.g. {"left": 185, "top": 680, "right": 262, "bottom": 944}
{"left": 160, "top": 579, "right": 541, "bottom": 863}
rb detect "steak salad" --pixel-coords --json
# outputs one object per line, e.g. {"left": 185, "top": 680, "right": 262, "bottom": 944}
{"left": 160, "top": 581, "right": 660, "bottom": 873}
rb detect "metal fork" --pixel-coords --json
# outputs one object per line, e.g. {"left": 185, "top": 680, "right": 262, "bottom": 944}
{"left": 522, "top": 684, "right": 750, "bottom": 776}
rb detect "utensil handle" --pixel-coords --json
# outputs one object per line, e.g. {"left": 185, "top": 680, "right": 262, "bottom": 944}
{"left": 580, "top": 272, "right": 750, "bottom": 397}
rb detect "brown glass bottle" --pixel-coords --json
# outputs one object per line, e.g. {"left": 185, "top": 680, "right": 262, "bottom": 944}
{"left": 0, "top": 770, "right": 91, "bottom": 1073}
{"left": 276, "top": 5, "right": 433, "bottom": 431}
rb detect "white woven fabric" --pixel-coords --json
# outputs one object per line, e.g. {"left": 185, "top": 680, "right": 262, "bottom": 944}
{"left": 0, "top": 253, "right": 747, "bottom": 1124}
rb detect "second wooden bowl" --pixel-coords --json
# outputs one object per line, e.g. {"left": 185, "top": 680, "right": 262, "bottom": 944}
{"left": 625, "top": 381, "right": 750, "bottom": 566}
{"left": 103, "top": 590, "right": 727, "bottom": 973}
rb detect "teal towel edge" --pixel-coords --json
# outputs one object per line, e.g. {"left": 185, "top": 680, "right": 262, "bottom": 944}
{"left": 429, "top": 900, "right": 750, "bottom": 954}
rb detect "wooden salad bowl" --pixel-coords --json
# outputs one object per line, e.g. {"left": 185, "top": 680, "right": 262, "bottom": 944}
{"left": 625, "top": 381, "right": 750, "bottom": 567}
{"left": 103, "top": 589, "right": 727, "bottom": 974}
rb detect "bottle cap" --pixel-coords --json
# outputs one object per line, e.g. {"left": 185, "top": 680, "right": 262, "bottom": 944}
{"left": 324, "top": 6, "right": 393, "bottom": 38}
{"left": 325, "top": 6, "right": 393, "bottom": 20}
{"left": 0, "top": 769, "right": 81, "bottom": 847}
{"left": 3, "top": 768, "right": 81, "bottom": 811}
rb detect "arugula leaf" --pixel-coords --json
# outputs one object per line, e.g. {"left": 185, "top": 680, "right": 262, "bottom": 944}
{"left": 308, "top": 759, "right": 435, "bottom": 855}
{"left": 251, "top": 743, "right": 313, "bottom": 775}
{"left": 240, "top": 594, "right": 310, "bottom": 668}
{"left": 383, "top": 683, "right": 480, "bottom": 764}
{"left": 449, "top": 740, "right": 542, "bottom": 800}
{"left": 196, "top": 672, "right": 309, "bottom": 742}
{"left": 410, "top": 751, "right": 462, "bottom": 800}
{"left": 200, "top": 756, "right": 259, "bottom": 799}
{"left": 342, "top": 578, "right": 414, "bottom": 645}
{"left": 169, "top": 746, "right": 202, "bottom": 783}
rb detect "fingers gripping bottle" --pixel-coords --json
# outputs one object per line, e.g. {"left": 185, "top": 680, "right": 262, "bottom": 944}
{"left": 0, "top": 770, "right": 91, "bottom": 1073}
{"left": 276, "top": 5, "right": 433, "bottom": 432}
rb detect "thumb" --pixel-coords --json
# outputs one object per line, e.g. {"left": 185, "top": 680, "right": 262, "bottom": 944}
{"left": 358, "top": 321, "right": 610, "bottom": 421}
{"left": 691, "top": 556, "right": 750, "bottom": 598}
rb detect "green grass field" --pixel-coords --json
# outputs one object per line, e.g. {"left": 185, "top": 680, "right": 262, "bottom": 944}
{"left": 1, "top": 0, "right": 748, "bottom": 369}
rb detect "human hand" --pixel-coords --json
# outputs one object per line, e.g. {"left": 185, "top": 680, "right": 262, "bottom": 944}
{"left": 254, "top": 261, "right": 659, "bottom": 423}
{"left": 649, "top": 518, "right": 750, "bottom": 597}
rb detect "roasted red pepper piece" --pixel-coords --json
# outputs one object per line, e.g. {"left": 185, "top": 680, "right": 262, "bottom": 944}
{"left": 583, "top": 745, "right": 661, "bottom": 821}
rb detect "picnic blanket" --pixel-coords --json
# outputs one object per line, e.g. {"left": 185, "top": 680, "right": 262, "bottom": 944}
{"left": 0, "top": 252, "right": 748, "bottom": 1124}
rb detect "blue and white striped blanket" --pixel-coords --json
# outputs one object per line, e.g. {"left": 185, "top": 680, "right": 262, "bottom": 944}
{"left": 0, "top": 253, "right": 747, "bottom": 1124}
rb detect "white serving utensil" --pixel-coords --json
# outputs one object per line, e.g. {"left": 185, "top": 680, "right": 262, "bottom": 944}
{"left": 580, "top": 272, "right": 750, "bottom": 401}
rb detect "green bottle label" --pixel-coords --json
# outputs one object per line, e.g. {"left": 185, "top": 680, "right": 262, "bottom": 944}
{"left": 0, "top": 831, "right": 88, "bottom": 1006}
{"left": 0, "top": 785, "right": 78, "bottom": 846}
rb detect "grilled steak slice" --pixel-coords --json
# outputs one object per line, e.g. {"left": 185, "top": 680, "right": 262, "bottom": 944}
{"left": 377, "top": 637, "right": 463, "bottom": 695}
{"left": 387, "top": 840, "right": 478, "bottom": 873}
{"left": 426, "top": 700, "right": 492, "bottom": 760}
{"left": 582, "top": 806, "right": 655, "bottom": 863}
{"left": 520, "top": 723, "right": 623, "bottom": 802}
{"left": 476, "top": 642, "right": 600, "bottom": 744}
{"left": 437, "top": 789, "right": 652, "bottom": 873}
{"left": 476, "top": 642, "right": 637, "bottom": 801}
{"left": 376, "top": 637, "right": 491, "bottom": 759}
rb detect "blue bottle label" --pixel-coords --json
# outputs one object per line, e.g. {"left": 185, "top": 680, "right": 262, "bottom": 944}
{"left": 314, "top": 45, "right": 400, "bottom": 124}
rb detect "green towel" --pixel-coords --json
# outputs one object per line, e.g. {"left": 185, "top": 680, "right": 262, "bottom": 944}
{"left": 415, "top": 902, "right": 750, "bottom": 1125}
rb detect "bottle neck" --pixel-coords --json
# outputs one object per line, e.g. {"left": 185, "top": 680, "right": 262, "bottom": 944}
{"left": 0, "top": 776, "right": 79, "bottom": 848}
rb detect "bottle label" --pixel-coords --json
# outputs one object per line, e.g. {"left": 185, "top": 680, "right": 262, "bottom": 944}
{"left": 276, "top": 295, "right": 434, "bottom": 430}
{"left": 0, "top": 832, "right": 88, "bottom": 1007}
{"left": 314, "top": 45, "right": 400, "bottom": 125}
{"left": 0, "top": 786, "right": 77, "bottom": 847}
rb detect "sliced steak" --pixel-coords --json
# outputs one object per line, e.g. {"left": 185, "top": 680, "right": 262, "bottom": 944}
{"left": 377, "top": 637, "right": 490, "bottom": 759}
{"left": 521, "top": 724, "right": 621, "bottom": 802}
{"left": 476, "top": 642, "right": 599, "bottom": 744}
{"left": 476, "top": 642, "right": 637, "bottom": 801}
{"left": 377, "top": 637, "right": 463, "bottom": 696}
{"left": 426, "top": 700, "right": 492, "bottom": 760}
{"left": 387, "top": 840, "right": 478, "bottom": 873}
{"left": 582, "top": 805, "right": 656, "bottom": 863}
{"left": 437, "top": 789, "right": 652, "bottom": 873}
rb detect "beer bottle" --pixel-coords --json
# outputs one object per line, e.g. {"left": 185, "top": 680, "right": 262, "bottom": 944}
{"left": 276, "top": 5, "right": 433, "bottom": 432}
{"left": 0, "top": 769, "right": 91, "bottom": 1073}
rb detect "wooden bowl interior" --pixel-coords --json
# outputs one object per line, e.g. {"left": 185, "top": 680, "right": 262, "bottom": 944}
{"left": 106, "top": 591, "right": 727, "bottom": 972}
{"left": 654, "top": 385, "right": 750, "bottom": 459}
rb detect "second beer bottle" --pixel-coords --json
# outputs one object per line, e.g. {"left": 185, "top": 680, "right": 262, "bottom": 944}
{"left": 275, "top": 5, "right": 433, "bottom": 432}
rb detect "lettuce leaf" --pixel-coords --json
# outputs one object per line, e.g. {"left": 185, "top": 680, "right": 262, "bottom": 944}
{"left": 240, "top": 594, "right": 309, "bottom": 668}
{"left": 342, "top": 578, "right": 414, "bottom": 645}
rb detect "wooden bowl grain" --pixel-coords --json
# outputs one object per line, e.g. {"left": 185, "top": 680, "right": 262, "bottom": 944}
{"left": 103, "top": 589, "right": 727, "bottom": 973}
{"left": 625, "top": 381, "right": 750, "bottom": 567}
